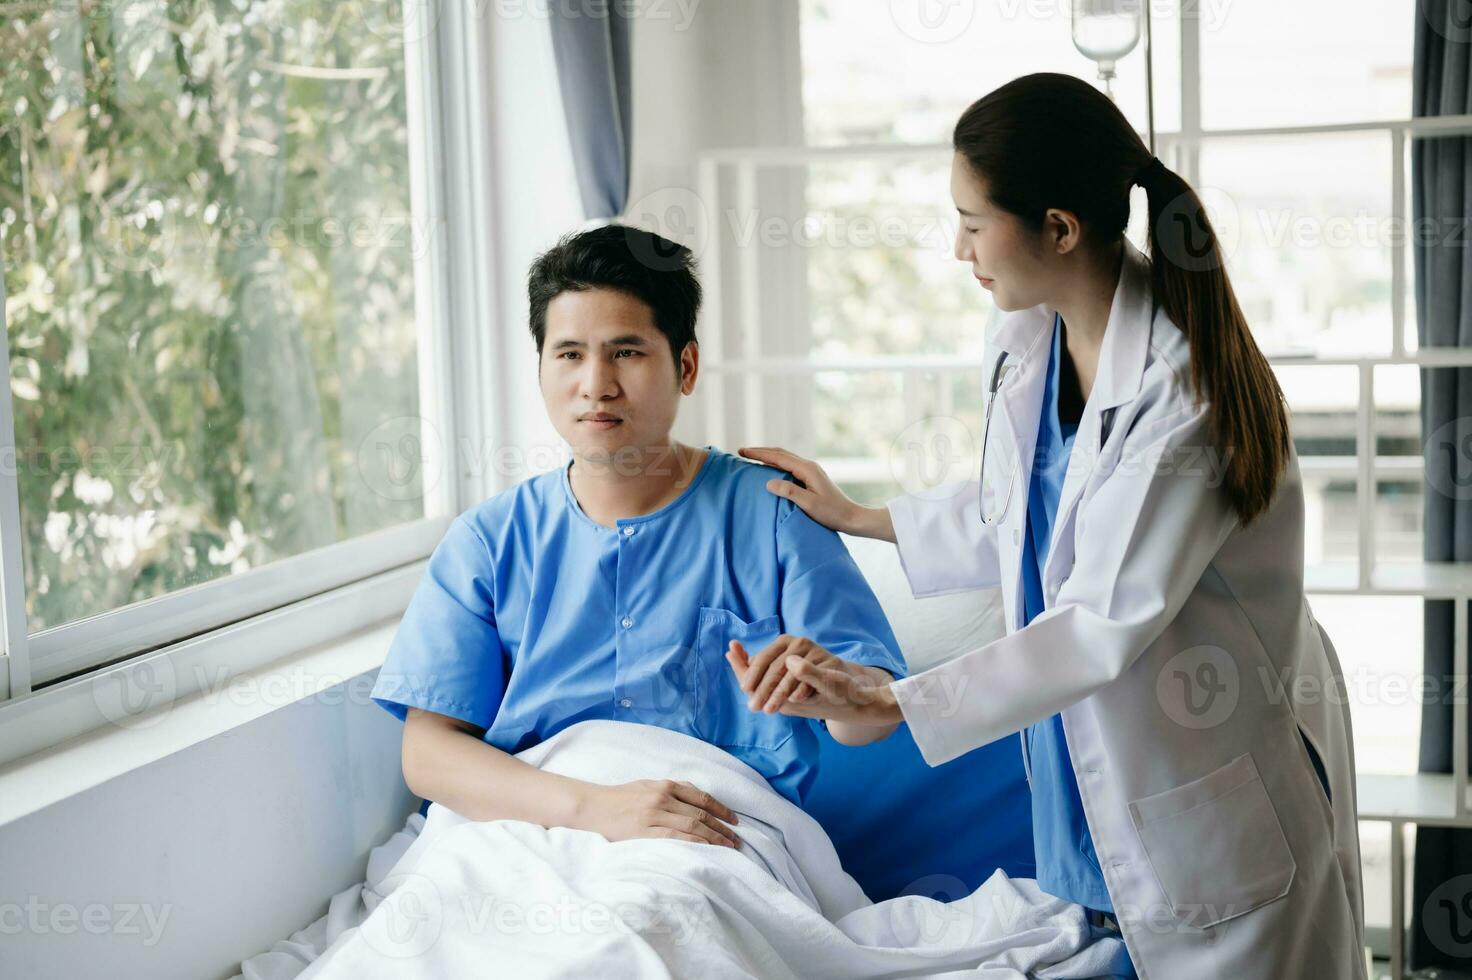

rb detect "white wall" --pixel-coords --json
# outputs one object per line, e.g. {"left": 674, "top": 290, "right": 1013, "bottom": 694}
{"left": 0, "top": 670, "right": 412, "bottom": 980}
{"left": 626, "top": 0, "right": 812, "bottom": 451}
{"left": 480, "top": 3, "right": 586, "bottom": 489}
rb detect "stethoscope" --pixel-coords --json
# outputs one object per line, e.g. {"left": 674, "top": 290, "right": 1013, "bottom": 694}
{"left": 976, "top": 343, "right": 1122, "bottom": 528}
{"left": 978, "top": 350, "right": 1015, "bottom": 526}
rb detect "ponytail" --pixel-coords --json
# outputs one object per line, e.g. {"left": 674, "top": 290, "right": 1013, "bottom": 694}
{"left": 1138, "top": 161, "right": 1290, "bottom": 524}
{"left": 953, "top": 73, "right": 1290, "bottom": 525}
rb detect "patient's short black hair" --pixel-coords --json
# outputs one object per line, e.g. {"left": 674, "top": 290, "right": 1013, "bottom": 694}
{"left": 527, "top": 224, "right": 701, "bottom": 365}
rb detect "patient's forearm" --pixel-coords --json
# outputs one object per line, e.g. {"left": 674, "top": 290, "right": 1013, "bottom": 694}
{"left": 403, "top": 710, "right": 742, "bottom": 848}
{"left": 402, "top": 714, "right": 588, "bottom": 828}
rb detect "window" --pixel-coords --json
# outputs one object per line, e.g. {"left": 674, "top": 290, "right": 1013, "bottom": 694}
{"left": 1, "top": 0, "right": 450, "bottom": 686}
{"left": 799, "top": 0, "right": 1179, "bottom": 144}
{"left": 1198, "top": 0, "right": 1412, "bottom": 129}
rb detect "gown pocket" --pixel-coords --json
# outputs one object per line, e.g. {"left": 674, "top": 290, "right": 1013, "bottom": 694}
{"left": 692, "top": 606, "right": 796, "bottom": 753}
{"left": 1128, "top": 752, "right": 1296, "bottom": 929}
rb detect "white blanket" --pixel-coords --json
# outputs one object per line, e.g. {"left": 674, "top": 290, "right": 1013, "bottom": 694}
{"left": 238, "top": 720, "right": 1130, "bottom": 979}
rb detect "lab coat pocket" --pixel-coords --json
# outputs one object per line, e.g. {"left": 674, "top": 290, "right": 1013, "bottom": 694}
{"left": 1129, "top": 752, "right": 1296, "bottom": 929}
{"left": 693, "top": 606, "right": 796, "bottom": 753}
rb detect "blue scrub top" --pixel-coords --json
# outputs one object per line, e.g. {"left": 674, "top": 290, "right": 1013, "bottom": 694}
{"left": 371, "top": 446, "right": 908, "bottom": 807}
{"left": 1020, "top": 316, "right": 1116, "bottom": 916}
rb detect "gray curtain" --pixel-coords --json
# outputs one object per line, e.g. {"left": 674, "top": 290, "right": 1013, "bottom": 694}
{"left": 1410, "top": 0, "right": 1472, "bottom": 970}
{"left": 548, "top": 0, "right": 632, "bottom": 220}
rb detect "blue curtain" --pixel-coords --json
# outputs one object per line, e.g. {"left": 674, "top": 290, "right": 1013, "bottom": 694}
{"left": 1410, "top": 0, "right": 1472, "bottom": 970}
{"left": 548, "top": 0, "right": 632, "bottom": 220}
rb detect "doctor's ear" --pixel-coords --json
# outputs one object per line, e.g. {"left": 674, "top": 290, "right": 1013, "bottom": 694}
{"left": 1042, "top": 208, "right": 1084, "bottom": 255}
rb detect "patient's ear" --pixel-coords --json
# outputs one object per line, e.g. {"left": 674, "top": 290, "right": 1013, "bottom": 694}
{"left": 679, "top": 340, "right": 699, "bottom": 395}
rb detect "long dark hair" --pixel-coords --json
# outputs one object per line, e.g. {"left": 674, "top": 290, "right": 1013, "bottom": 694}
{"left": 953, "top": 72, "right": 1289, "bottom": 525}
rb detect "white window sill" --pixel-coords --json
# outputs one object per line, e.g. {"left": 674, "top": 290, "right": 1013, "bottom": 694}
{"left": 0, "top": 558, "right": 423, "bottom": 827}
{"left": 0, "top": 619, "right": 398, "bottom": 829}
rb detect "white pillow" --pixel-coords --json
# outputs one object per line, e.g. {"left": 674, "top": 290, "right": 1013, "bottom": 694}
{"left": 839, "top": 532, "right": 1006, "bottom": 675}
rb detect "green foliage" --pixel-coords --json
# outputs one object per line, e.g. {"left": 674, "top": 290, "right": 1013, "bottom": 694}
{"left": 1, "top": 0, "right": 423, "bottom": 631}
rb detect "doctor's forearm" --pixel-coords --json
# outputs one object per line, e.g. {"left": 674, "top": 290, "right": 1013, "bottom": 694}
{"left": 823, "top": 665, "right": 903, "bottom": 744}
{"left": 846, "top": 504, "right": 896, "bottom": 543}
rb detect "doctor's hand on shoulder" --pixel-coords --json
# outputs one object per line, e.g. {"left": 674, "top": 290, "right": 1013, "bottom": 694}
{"left": 738, "top": 447, "right": 897, "bottom": 544}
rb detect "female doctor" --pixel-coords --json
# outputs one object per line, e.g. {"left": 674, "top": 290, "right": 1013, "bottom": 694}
{"left": 729, "top": 73, "right": 1366, "bottom": 979}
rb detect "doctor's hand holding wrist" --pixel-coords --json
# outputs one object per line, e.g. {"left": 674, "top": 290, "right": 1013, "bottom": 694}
{"left": 737, "top": 447, "right": 897, "bottom": 543}
{"left": 728, "top": 637, "right": 904, "bottom": 736}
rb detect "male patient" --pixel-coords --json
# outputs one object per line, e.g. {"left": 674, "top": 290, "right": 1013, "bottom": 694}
{"left": 371, "top": 224, "right": 906, "bottom": 851}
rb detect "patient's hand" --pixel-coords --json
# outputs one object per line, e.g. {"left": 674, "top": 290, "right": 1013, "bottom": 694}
{"left": 573, "top": 779, "right": 742, "bottom": 850}
{"left": 728, "top": 636, "right": 902, "bottom": 734}
{"left": 725, "top": 641, "right": 816, "bottom": 708}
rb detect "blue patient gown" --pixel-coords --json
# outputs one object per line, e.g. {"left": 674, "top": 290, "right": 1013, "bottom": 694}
{"left": 370, "top": 446, "right": 907, "bottom": 808}
{"left": 1021, "top": 316, "right": 1137, "bottom": 975}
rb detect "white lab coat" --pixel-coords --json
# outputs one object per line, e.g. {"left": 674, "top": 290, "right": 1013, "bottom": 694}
{"left": 886, "top": 238, "right": 1365, "bottom": 978}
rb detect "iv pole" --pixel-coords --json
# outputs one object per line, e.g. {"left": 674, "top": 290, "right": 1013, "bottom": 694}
{"left": 1142, "top": 0, "right": 1156, "bottom": 154}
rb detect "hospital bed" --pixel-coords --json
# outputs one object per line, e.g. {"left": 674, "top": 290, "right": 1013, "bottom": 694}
{"left": 232, "top": 534, "right": 1057, "bottom": 978}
